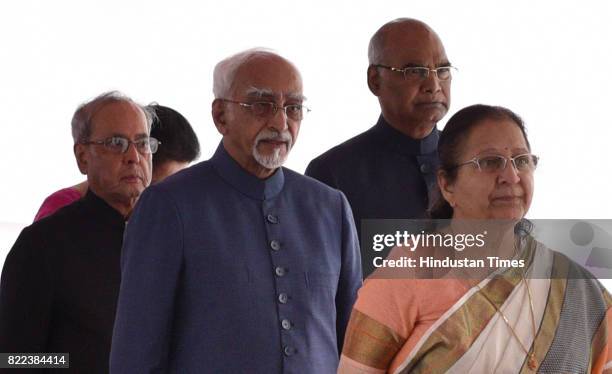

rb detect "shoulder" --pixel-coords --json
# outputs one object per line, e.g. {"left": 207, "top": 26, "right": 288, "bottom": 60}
{"left": 33, "top": 195, "right": 89, "bottom": 231}
{"left": 535, "top": 240, "right": 611, "bottom": 303}
{"left": 15, "top": 198, "right": 92, "bottom": 256}
{"left": 34, "top": 187, "right": 83, "bottom": 221}
{"left": 283, "top": 168, "right": 345, "bottom": 202}
{"left": 147, "top": 160, "right": 216, "bottom": 197}
{"left": 43, "top": 187, "right": 82, "bottom": 203}
{"left": 7, "top": 203, "right": 84, "bottom": 263}
{"left": 309, "top": 126, "right": 379, "bottom": 167}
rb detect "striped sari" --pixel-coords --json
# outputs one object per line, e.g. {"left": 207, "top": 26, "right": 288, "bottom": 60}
{"left": 339, "top": 238, "right": 612, "bottom": 373}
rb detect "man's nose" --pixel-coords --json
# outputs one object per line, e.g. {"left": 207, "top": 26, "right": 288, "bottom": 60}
{"left": 268, "top": 107, "right": 289, "bottom": 132}
{"left": 422, "top": 70, "right": 442, "bottom": 93}
{"left": 123, "top": 142, "right": 141, "bottom": 164}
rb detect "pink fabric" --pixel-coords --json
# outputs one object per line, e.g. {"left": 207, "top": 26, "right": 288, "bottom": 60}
{"left": 34, "top": 187, "right": 83, "bottom": 222}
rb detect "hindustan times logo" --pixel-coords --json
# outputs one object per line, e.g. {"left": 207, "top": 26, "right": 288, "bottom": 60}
{"left": 372, "top": 230, "right": 487, "bottom": 252}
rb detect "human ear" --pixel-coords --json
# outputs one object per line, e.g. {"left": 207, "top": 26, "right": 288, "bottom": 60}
{"left": 74, "top": 143, "right": 89, "bottom": 175}
{"left": 212, "top": 99, "right": 229, "bottom": 135}
{"left": 437, "top": 170, "right": 456, "bottom": 207}
{"left": 367, "top": 65, "right": 381, "bottom": 96}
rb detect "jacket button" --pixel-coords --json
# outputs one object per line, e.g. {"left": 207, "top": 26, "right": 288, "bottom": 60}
{"left": 281, "top": 319, "right": 292, "bottom": 330}
{"left": 266, "top": 214, "right": 279, "bottom": 224}
{"left": 275, "top": 267, "right": 286, "bottom": 276}
{"left": 278, "top": 293, "right": 288, "bottom": 304}
{"left": 270, "top": 240, "right": 281, "bottom": 251}
{"left": 284, "top": 346, "right": 296, "bottom": 356}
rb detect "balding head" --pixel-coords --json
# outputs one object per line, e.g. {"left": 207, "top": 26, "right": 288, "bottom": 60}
{"left": 213, "top": 48, "right": 302, "bottom": 99}
{"left": 71, "top": 91, "right": 154, "bottom": 144}
{"left": 368, "top": 18, "right": 442, "bottom": 65}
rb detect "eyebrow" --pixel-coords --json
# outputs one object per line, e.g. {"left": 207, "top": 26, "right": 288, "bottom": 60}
{"left": 109, "top": 133, "right": 149, "bottom": 140}
{"left": 287, "top": 92, "right": 307, "bottom": 101}
{"left": 402, "top": 61, "right": 452, "bottom": 68}
{"left": 245, "top": 86, "right": 275, "bottom": 98}
{"left": 476, "top": 147, "right": 530, "bottom": 155}
{"left": 245, "top": 86, "right": 306, "bottom": 101}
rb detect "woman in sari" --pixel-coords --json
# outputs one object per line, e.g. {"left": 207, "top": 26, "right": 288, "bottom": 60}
{"left": 338, "top": 104, "right": 612, "bottom": 373}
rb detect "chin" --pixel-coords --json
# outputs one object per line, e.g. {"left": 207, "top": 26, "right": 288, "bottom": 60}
{"left": 419, "top": 107, "right": 446, "bottom": 121}
{"left": 253, "top": 149, "right": 288, "bottom": 170}
{"left": 122, "top": 186, "right": 145, "bottom": 199}
{"left": 489, "top": 208, "right": 525, "bottom": 221}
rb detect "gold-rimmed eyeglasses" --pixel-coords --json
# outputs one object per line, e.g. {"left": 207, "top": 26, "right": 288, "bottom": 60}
{"left": 221, "top": 99, "right": 310, "bottom": 121}
{"left": 374, "top": 64, "right": 457, "bottom": 81}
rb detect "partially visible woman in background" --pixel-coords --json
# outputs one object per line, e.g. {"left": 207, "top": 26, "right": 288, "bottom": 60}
{"left": 338, "top": 104, "right": 612, "bottom": 373}
{"left": 33, "top": 103, "right": 201, "bottom": 221}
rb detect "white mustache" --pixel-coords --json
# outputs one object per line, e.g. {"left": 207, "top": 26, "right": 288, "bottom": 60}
{"left": 255, "top": 129, "right": 293, "bottom": 149}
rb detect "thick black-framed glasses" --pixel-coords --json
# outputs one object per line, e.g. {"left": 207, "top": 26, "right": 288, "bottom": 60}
{"left": 455, "top": 153, "right": 539, "bottom": 173}
{"left": 221, "top": 99, "right": 310, "bottom": 121}
{"left": 374, "top": 64, "right": 457, "bottom": 81}
{"left": 81, "top": 136, "right": 160, "bottom": 155}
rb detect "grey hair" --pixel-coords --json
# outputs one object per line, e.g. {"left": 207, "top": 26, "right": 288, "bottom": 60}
{"left": 213, "top": 47, "right": 290, "bottom": 98}
{"left": 368, "top": 18, "right": 432, "bottom": 64}
{"left": 71, "top": 90, "right": 155, "bottom": 143}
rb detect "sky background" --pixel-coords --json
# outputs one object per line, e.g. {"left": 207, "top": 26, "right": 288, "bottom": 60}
{"left": 1, "top": 1, "right": 611, "bottom": 276}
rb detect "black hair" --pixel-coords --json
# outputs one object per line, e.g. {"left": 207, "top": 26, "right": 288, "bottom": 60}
{"left": 428, "top": 104, "right": 530, "bottom": 219}
{"left": 149, "top": 104, "right": 201, "bottom": 168}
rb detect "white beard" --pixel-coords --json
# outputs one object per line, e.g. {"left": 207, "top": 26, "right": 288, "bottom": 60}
{"left": 253, "top": 145, "right": 285, "bottom": 169}
{"left": 252, "top": 129, "right": 293, "bottom": 169}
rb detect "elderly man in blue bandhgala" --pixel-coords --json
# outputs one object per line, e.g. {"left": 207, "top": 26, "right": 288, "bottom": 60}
{"left": 110, "top": 48, "right": 362, "bottom": 373}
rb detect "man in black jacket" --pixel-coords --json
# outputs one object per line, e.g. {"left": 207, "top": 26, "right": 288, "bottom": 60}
{"left": 0, "top": 91, "right": 155, "bottom": 373}
{"left": 306, "top": 18, "right": 454, "bottom": 277}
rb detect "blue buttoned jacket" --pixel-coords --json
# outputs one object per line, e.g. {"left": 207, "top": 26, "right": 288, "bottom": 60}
{"left": 110, "top": 143, "right": 362, "bottom": 374}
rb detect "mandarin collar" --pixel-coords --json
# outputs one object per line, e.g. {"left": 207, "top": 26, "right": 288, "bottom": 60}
{"left": 82, "top": 189, "right": 127, "bottom": 228}
{"left": 210, "top": 142, "right": 285, "bottom": 201}
{"left": 372, "top": 115, "right": 439, "bottom": 155}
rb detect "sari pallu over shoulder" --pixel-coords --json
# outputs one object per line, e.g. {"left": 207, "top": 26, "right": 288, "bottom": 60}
{"left": 339, "top": 239, "right": 612, "bottom": 374}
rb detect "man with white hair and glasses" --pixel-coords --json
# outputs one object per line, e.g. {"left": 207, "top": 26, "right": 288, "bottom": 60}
{"left": 110, "top": 48, "right": 362, "bottom": 373}
{"left": 0, "top": 91, "right": 156, "bottom": 373}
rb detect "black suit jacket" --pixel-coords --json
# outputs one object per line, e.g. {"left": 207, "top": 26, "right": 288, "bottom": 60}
{"left": 306, "top": 115, "right": 440, "bottom": 277}
{"left": 0, "top": 191, "right": 125, "bottom": 373}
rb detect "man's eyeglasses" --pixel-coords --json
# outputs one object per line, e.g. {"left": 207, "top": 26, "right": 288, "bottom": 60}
{"left": 81, "top": 136, "right": 160, "bottom": 155}
{"left": 374, "top": 64, "right": 457, "bottom": 81}
{"left": 221, "top": 99, "right": 310, "bottom": 121}
{"left": 455, "top": 154, "right": 539, "bottom": 173}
